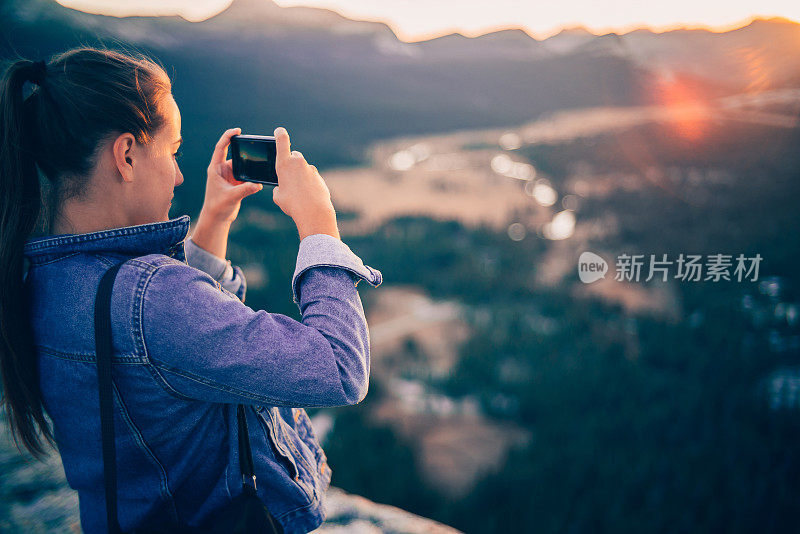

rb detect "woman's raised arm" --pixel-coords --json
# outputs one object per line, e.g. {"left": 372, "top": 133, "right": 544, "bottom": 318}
{"left": 141, "top": 237, "right": 381, "bottom": 408}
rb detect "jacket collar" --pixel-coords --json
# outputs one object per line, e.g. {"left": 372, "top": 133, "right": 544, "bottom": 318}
{"left": 23, "top": 214, "right": 191, "bottom": 266}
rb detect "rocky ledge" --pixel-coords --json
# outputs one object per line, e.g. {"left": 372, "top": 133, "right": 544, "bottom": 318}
{"left": 0, "top": 426, "right": 461, "bottom": 533}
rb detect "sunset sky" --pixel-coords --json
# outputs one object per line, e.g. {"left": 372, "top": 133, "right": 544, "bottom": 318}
{"left": 57, "top": 0, "right": 800, "bottom": 40}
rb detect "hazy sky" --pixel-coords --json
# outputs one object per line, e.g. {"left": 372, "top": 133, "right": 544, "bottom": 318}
{"left": 57, "top": 0, "right": 800, "bottom": 40}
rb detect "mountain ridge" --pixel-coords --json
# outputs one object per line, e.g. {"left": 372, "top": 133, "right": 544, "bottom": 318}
{"left": 2, "top": 0, "right": 798, "bottom": 207}
{"left": 42, "top": 1, "right": 800, "bottom": 49}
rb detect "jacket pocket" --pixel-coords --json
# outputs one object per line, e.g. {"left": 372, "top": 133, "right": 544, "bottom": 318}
{"left": 253, "top": 406, "right": 300, "bottom": 482}
{"left": 276, "top": 408, "right": 330, "bottom": 498}
{"left": 291, "top": 409, "right": 332, "bottom": 486}
{"left": 294, "top": 409, "right": 325, "bottom": 462}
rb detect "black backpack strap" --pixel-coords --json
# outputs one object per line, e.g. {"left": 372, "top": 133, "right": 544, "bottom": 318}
{"left": 237, "top": 405, "right": 259, "bottom": 494}
{"left": 94, "top": 261, "right": 127, "bottom": 534}
{"left": 95, "top": 261, "right": 271, "bottom": 533}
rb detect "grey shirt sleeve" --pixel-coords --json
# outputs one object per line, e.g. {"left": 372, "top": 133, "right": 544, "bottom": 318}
{"left": 184, "top": 236, "right": 247, "bottom": 301}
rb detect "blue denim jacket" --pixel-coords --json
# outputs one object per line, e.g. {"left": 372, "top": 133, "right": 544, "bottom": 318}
{"left": 21, "top": 214, "right": 382, "bottom": 533}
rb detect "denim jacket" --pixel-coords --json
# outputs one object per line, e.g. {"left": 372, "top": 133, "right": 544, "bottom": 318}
{"left": 21, "top": 214, "right": 382, "bottom": 533}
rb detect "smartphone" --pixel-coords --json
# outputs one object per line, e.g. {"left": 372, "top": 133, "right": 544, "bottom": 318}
{"left": 230, "top": 134, "right": 279, "bottom": 185}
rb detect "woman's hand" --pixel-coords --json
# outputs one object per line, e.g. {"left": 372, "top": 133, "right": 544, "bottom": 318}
{"left": 271, "top": 127, "right": 340, "bottom": 240}
{"left": 192, "top": 128, "right": 262, "bottom": 260}
{"left": 201, "top": 127, "right": 263, "bottom": 223}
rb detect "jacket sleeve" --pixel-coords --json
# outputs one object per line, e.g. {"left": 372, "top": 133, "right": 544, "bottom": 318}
{"left": 183, "top": 236, "right": 247, "bottom": 302}
{"left": 142, "top": 234, "right": 382, "bottom": 408}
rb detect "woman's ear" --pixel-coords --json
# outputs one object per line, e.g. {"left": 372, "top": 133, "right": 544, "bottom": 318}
{"left": 112, "top": 133, "right": 136, "bottom": 182}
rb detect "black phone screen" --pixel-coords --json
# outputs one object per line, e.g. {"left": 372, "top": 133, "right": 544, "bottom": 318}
{"left": 231, "top": 135, "right": 279, "bottom": 185}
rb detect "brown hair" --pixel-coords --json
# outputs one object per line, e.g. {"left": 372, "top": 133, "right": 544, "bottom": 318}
{"left": 0, "top": 47, "right": 173, "bottom": 458}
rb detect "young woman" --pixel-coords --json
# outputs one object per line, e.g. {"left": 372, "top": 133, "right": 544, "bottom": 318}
{"left": 0, "top": 47, "right": 382, "bottom": 533}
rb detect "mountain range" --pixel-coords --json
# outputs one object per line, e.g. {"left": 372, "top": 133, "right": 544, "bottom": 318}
{"left": 2, "top": 0, "right": 799, "bottom": 209}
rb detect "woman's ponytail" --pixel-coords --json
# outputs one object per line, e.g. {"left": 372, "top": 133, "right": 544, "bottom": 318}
{"left": 0, "top": 59, "right": 53, "bottom": 459}
{"left": 0, "top": 47, "right": 172, "bottom": 459}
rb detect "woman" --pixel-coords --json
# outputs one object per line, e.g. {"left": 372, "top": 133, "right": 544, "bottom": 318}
{"left": 0, "top": 47, "right": 382, "bottom": 533}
